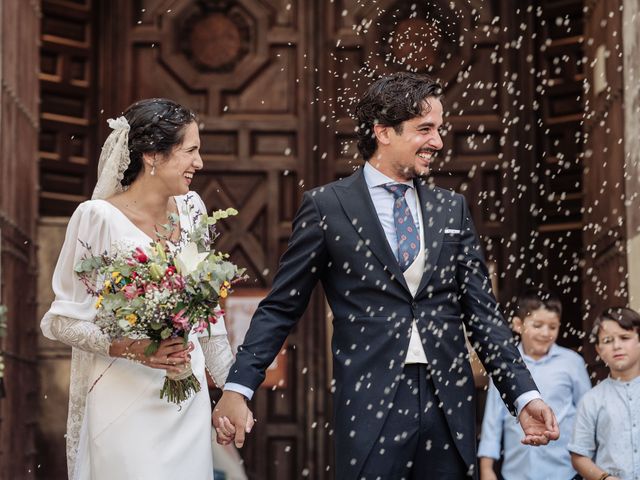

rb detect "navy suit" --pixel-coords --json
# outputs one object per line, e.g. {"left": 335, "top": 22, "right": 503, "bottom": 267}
{"left": 226, "top": 168, "right": 537, "bottom": 479}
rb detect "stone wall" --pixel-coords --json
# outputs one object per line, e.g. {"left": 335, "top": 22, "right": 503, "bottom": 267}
{"left": 36, "top": 218, "right": 70, "bottom": 479}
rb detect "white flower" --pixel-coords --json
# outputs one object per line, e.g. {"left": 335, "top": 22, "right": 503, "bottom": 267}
{"left": 107, "top": 116, "right": 130, "bottom": 131}
{"left": 175, "top": 242, "right": 208, "bottom": 275}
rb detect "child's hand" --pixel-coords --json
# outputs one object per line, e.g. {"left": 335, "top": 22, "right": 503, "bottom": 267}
{"left": 479, "top": 470, "right": 498, "bottom": 480}
{"left": 479, "top": 457, "right": 498, "bottom": 480}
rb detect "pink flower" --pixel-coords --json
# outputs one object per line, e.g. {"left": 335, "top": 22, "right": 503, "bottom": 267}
{"left": 161, "top": 274, "right": 185, "bottom": 291}
{"left": 171, "top": 309, "right": 190, "bottom": 331}
{"left": 122, "top": 283, "right": 141, "bottom": 300}
{"left": 212, "top": 308, "right": 225, "bottom": 322}
{"left": 194, "top": 319, "right": 209, "bottom": 334}
{"left": 173, "top": 275, "right": 186, "bottom": 290}
{"left": 132, "top": 247, "right": 148, "bottom": 263}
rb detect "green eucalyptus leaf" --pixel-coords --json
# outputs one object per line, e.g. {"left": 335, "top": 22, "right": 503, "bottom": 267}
{"left": 144, "top": 341, "right": 160, "bottom": 356}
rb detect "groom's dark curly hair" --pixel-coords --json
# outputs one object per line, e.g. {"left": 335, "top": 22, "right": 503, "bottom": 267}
{"left": 121, "top": 98, "right": 196, "bottom": 187}
{"left": 354, "top": 72, "right": 442, "bottom": 161}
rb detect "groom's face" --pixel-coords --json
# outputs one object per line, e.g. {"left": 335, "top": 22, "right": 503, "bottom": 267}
{"left": 381, "top": 97, "right": 444, "bottom": 181}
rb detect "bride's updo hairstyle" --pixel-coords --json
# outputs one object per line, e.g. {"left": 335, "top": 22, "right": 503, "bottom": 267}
{"left": 120, "top": 98, "right": 196, "bottom": 187}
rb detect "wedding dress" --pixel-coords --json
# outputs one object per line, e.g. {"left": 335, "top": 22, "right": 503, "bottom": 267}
{"left": 41, "top": 192, "right": 233, "bottom": 480}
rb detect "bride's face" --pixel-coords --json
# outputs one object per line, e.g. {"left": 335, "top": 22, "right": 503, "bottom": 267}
{"left": 156, "top": 121, "right": 203, "bottom": 196}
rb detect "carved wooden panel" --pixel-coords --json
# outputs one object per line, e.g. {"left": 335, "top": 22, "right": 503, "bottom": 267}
{"left": 320, "top": 0, "right": 593, "bottom": 354}
{"left": 527, "top": 0, "right": 586, "bottom": 350}
{"left": 319, "top": 0, "right": 517, "bottom": 306}
{"left": 98, "top": 1, "right": 316, "bottom": 478}
{"left": 0, "top": 0, "right": 40, "bottom": 477}
{"left": 582, "top": 0, "right": 627, "bottom": 363}
{"left": 39, "top": 0, "right": 99, "bottom": 216}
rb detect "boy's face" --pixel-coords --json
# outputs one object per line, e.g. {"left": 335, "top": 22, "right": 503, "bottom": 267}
{"left": 596, "top": 320, "right": 640, "bottom": 380}
{"left": 513, "top": 308, "right": 560, "bottom": 360}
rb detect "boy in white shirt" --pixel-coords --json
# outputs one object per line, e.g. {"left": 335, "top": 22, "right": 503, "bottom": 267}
{"left": 478, "top": 289, "right": 590, "bottom": 480}
{"left": 569, "top": 307, "right": 640, "bottom": 480}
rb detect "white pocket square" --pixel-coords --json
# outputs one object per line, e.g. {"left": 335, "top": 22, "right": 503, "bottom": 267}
{"left": 444, "top": 228, "right": 461, "bottom": 234}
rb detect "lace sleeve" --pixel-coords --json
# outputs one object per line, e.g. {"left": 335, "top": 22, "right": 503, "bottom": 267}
{"left": 200, "top": 334, "right": 234, "bottom": 387}
{"left": 48, "top": 315, "right": 111, "bottom": 356}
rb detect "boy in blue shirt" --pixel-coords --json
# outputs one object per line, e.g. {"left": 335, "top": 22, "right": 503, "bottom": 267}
{"left": 478, "top": 289, "right": 591, "bottom": 480}
{"left": 569, "top": 307, "right": 640, "bottom": 480}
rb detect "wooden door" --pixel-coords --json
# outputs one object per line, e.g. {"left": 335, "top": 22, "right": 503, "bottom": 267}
{"left": 99, "top": 1, "right": 321, "bottom": 478}
{"left": 319, "top": 0, "right": 531, "bottom": 315}
{"left": 317, "top": 0, "right": 591, "bottom": 357}
{"left": 33, "top": 1, "right": 615, "bottom": 478}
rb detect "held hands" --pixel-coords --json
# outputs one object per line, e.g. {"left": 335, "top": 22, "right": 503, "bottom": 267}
{"left": 518, "top": 398, "right": 560, "bottom": 446}
{"left": 109, "top": 337, "right": 194, "bottom": 374}
{"left": 212, "top": 391, "right": 255, "bottom": 448}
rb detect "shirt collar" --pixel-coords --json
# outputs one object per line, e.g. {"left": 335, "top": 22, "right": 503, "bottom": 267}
{"left": 363, "top": 161, "right": 415, "bottom": 190}
{"left": 517, "top": 342, "right": 560, "bottom": 363}
{"left": 606, "top": 374, "right": 640, "bottom": 386}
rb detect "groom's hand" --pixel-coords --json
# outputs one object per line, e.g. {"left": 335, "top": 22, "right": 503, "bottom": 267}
{"left": 518, "top": 398, "right": 560, "bottom": 446}
{"left": 213, "top": 391, "right": 252, "bottom": 448}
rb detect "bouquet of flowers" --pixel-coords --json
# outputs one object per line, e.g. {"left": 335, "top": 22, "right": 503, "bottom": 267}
{"left": 75, "top": 202, "right": 246, "bottom": 403}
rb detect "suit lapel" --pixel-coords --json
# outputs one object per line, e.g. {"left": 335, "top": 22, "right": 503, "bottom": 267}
{"left": 333, "top": 169, "right": 411, "bottom": 295}
{"left": 415, "top": 179, "right": 447, "bottom": 297}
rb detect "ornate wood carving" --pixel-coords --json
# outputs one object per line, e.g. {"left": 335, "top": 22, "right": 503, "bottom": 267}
{"left": 98, "top": 1, "right": 316, "bottom": 477}
{"left": 320, "top": 0, "right": 517, "bottom": 307}
{"left": 319, "top": 0, "right": 591, "bottom": 354}
{"left": 180, "top": 4, "right": 251, "bottom": 72}
{"left": 362, "top": 0, "right": 471, "bottom": 84}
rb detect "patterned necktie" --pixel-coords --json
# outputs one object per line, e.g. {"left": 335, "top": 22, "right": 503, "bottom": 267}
{"left": 382, "top": 183, "right": 420, "bottom": 271}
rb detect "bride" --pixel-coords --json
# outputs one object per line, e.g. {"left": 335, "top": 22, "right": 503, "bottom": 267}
{"left": 41, "top": 98, "right": 246, "bottom": 479}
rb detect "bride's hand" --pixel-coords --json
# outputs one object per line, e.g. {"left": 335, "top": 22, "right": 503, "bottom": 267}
{"left": 214, "top": 410, "right": 255, "bottom": 446}
{"left": 109, "top": 338, "right": 193, "bottom": 373}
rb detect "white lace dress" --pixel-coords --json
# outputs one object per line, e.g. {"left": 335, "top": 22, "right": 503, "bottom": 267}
{"left": 41, "top": 192, "right": 233, "bottom": 480}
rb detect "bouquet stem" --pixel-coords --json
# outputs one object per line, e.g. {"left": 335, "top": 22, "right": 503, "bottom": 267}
{"left": 160, "top": 362, "right": 201, "bottom": 404}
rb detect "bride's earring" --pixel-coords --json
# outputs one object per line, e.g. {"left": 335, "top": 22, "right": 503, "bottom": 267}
{"left": 150, "top": 162, "right": 156, "bottom": 176}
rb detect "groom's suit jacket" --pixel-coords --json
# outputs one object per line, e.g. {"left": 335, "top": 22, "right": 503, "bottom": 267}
{"left": 227, "top": 167, "right": 537, "bottom": 479}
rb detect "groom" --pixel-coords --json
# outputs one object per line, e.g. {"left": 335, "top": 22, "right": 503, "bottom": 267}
{"left": 214, "top": 72, "right": 559, "bottom": 479}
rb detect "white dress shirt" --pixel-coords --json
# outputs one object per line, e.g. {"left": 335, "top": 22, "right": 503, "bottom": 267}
{"left": 362, "top": 161, "right": 421, "bottom": 256}
{"left": 362, "top": 161, "right": 428, "bottom": 364}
